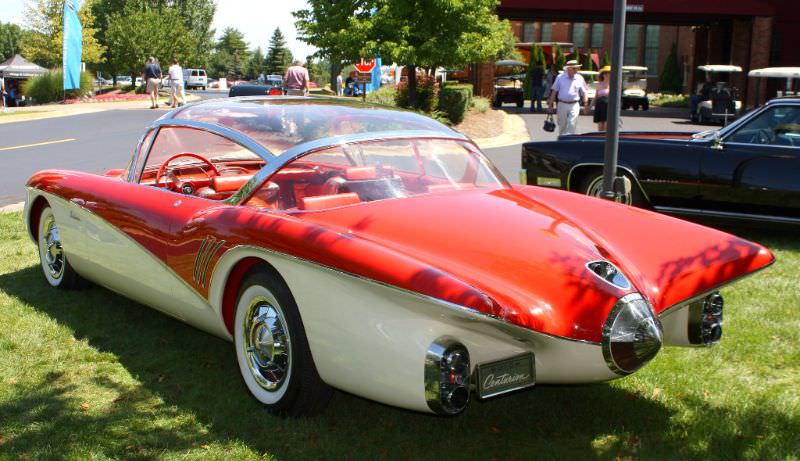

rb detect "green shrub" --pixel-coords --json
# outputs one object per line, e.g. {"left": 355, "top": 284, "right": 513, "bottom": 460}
{"left": 396, "top": 74, "right": 438, "bottom": 113}
{"left": 660, "top": 43, "right": 682, "bottom": 93}
{"left": 22, "top": 70, "right": 92, "bottom": 103}
{"left": 438, "top": 83, "right": 472, "bottom": 124}
{"left": 365, "top": 84, "right": 398, "bottom": 107}
{"left": 471, "top": 96, "right": 490, "bottom": 113}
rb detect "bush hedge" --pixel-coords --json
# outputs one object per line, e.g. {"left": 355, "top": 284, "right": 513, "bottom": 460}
{"left": 365, "top": 84, "right": 397, "bottom": 107}
{"left": 438, "top": 83, "right": 473, "bottom": 124}
{"left": 22, "top": 70, "right": 93, "bottom": 104}
{"left": 396, "top": 74, "right": 438, "bottom": 113}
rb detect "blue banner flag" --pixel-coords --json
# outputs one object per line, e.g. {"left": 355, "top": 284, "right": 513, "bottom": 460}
{"left": 63, "top": 0, "right": 82, "bottom": 91}
{"left": 369, "top": 57, "right": 381, "bottom": 93}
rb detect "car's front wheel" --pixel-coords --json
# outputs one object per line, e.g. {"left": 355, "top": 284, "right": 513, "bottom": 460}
{"left": 37, "top": 205, "right": 83, "bottom": 289}
{"left": 579, "top": 172, "right": 643, "bottom": 207}
{"left": 234, "top": 267, "right": 332, "bottom": 416}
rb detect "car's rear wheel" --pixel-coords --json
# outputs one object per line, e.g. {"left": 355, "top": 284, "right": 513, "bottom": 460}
{"left": 234, "top": 267, "right": 332, "bottom": 416}
{"left": 37, "top": 205, "right": 83, "bottom": 289}
{"left": 578, "top": 171, "right": 643, "bottom": 207}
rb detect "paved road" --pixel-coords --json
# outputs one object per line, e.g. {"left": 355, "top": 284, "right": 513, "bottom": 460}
{"left": 0, "top": 95, "right": 712, "bottom": 206}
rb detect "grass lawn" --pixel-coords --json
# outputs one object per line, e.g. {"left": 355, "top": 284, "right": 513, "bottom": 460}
{"left": 0, "top": 211, "right": 798, "bottom": 460}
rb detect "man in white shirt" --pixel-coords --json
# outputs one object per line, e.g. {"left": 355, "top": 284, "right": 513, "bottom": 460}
{"left": 167, "top": 58, "right": 185, "bottom": 107}
{"left": 548, "top": 60, "right": 589, "bottom": 135}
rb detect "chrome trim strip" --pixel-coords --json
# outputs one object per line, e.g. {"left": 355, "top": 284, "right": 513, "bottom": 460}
{"left": 193, "top": 236, "right": 212, "bottom": 282}
{"left": 218, "top": 244, "right": 602, "bottom": 347}
{"left": 199, "top": 238, "right": 226, "bottom": 288}
{"left": 655, "top": 206, "right": 800, "bottom": 225}
{"left": 225, "top": 130, "right": 473, "bottom": 206}
{"left": 566, "top": 163, "right": 652, "bottom": 203}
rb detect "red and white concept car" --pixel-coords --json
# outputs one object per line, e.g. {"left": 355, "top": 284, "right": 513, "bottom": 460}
{"left": 25, "top": 97, "right": 774, "bottom": 416}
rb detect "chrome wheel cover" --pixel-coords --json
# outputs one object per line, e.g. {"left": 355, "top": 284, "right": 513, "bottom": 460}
{"left": 586, "top": 176, "right": 633, "bottom": 206}
{"left": 41, "top": 215, "right": 65, "bottom": 280}
{"left": 242, "top": 297, "right": 291, "bottom": 391}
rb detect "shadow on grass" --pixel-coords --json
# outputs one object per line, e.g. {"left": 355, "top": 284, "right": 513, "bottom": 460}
{"left": 1, "top": 264, "right": 797, "bottom": 460}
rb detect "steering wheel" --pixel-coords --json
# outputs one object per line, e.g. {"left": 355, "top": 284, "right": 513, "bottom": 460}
{"left": 747, "top": 129, "right": 773, "bottom": 145}
{"left": 155, "top": 152, "right": 220, "bottom": 191}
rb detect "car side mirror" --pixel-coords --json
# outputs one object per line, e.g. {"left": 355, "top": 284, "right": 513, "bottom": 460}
{"left": 710, "top": 132, "right": 724, "bottom": 150}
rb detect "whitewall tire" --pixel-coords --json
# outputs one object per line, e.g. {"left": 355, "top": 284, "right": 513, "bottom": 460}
{"left": 37, "top": 205, "right": 83, "bottom": 289}
{"left": 234, "top": 267, "right": 332, "bottom": 416}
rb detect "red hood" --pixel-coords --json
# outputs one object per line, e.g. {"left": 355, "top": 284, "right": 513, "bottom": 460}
{"left": 295, "top": 187, "right": 773, "bottom": 343}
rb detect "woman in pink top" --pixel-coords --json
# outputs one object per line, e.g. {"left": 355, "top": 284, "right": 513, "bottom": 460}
{"left": 594, "top": 66, "right": 611, "bottom": 131}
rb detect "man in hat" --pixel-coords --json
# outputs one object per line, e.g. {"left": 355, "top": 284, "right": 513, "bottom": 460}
{"left": 548, "top": 60, "right": 589, "bottom": 135}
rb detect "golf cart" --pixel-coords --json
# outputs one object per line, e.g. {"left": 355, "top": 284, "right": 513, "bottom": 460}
{"left": 621, "top": 66, "right": 649, "bottom": 110}
{"left": 493, "top": 59, "right": 526, "bottom": 108}
{"left": 691, "top": 65, "right": 743, "bottom": 124}
{"left": 748, "top": 67, "right": 800, "bottom": 102}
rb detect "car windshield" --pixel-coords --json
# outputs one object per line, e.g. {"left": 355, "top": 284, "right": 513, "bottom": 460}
{"left": 173, "top": 98, "right": 456, "bottom": 156}
{"left": 243, "top": 137, "right": 509, "bottom": 211}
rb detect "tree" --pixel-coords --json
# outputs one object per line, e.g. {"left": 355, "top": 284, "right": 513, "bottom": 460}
{"left": 524, "top": 44, "right": 545, "bottom": 99}
{"left": 600, "top": 50, "right": 610, "bottom": 68}
{"left": 306, "top": 56, "right": 331, "bottom": 87}
{"left": 582, "top": 49, "right": 594, "bottom": 81}
{"left": 21, "top": 0, "right": 105, "bottom": 69}
{"left": 105, "top": 6, "right": 194, "bottom": 78}
{"left": 0, "top": 22, "right": 25, "bottom": 61}
{"left": 660, "top": 42, "right": 682, "bottom": 93}
{"left": 212, "top": 27, "right": 249, "bottom": 80}
{"left": 265, "top": 28, "right": 293, "bottom": 76}
{"left": 295, "top": 0, "right": 515, "bottom": 108}
{"left": 245, "top": 46, "right": 265, "bottom": 80}
{"left": 554, "top": 46, "right": 566, "bottom": 69}
{"left": 91, "top": 0, "right": 215, "bottom": 73}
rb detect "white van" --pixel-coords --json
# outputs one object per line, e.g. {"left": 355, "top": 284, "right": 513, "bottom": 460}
{"left": 183, "top": 68, "right": 207, "bottom": 90}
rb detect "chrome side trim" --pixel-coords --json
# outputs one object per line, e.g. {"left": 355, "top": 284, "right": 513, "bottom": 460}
{"left": 225, "top": 130, "right": 472, "bottom": 206}
{"left": 654, "top": 206, "right": 800, "bottom": 225}
{"left": 215, "top": 244, "right": 602, "bottom": 347}
{"left": 566, "top": 163, "right": 652, "bottom": 203}
{"left": 193, "top": 236, "right": 226, "bottom": 288}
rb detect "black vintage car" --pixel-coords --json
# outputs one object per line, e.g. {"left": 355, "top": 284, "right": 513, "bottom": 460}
{"left": 522, "top": 98, "right": 800, "bottom": 225}
{"left": 228, "top": 80, "right": 283, "bottom": 97}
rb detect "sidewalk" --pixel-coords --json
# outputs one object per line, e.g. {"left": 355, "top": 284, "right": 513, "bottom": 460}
{"left": 0, "top": 94, "right": 200, "bottom": 125}
{"left": 471, "top": 111, "right": 531, "bottom": 149}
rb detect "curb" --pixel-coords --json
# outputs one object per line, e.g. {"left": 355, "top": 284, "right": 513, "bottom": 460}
{"left": 0, "top": 202, "right": 24, "bottom": 214}
{"left": 471, "top": 111, "right": 531, "bottom": 150}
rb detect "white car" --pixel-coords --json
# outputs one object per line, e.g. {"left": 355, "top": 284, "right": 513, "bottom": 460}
{"left": 116, "top": 76, "right": 132, "bottom": 86}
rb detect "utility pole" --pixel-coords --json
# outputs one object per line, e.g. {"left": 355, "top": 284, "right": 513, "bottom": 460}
{"left": 600, "top": 0, "right": 630, "bottom": 202}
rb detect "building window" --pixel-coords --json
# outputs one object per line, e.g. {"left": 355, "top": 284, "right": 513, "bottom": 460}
{"left": 623, "top": 24, "right": 642, "bottom": 65}
{"left": 541, "top": 23, "right": 552, "bottom": 42}
{"left": 571, "top": 23, "right": 588, "bottom": 48}
{"left": 644, "top": 25, "right": 660, "bottom": 75}
{"left": 522, "top": 22, "right": 534, "bottom": 43}
{"left": 591, "top": 24, "right": 605, "bottom": 48}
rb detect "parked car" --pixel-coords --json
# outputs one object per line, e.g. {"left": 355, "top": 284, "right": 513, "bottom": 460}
{"left": 208, "top": 78, "right": 219, "bottom": 89}
{"left": 116, "top": 76, "right": 132, "bottom": 86}
{"left": 25, "top": 96, "right": 773, "bottom": 416}
{"left": 94, "top": 77, "right": 112, "bottom": 87}
{"left": 228, "top": 81, "right": 283, "bottom": 97}
{"left": 135, "top": 77, "right": 143, "bottom": 87}
{"left": 521, "top": 97, "right": 800, "bottom": 226}
{"left": 621, "top": 66, "right": 649, "bottom": 111}
{"left": 691, "top": 65, "right": 743, "bottom": 124}
{"left": 183, "top": 68, "right": 208, "bottom": 90}
{"left": 493, "top": 59, "right": 526, "bottom": 108}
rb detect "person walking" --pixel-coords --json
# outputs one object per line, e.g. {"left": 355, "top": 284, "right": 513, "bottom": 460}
{"left": 142, "top": 57, "right": 163, "bottom": 109}
{"left": 529, "top": 64, "right": 544, "bottom": 112}
{"left": 594, "top": 66, "right": 611, "bottom": 131}
{"left": 167, "top": 58, "right": 186, "bottom": 107}
{"left": 548, "top": 60, "right": 589, "bottom": 136}
{"left": 284, "top": 60, "right": 309, "bottom": 96}
{"left": 544, "top": 64, "right": 558, "bottom": 101}
{"left": 336, "top": 70, "right": 344, "bottom": 97}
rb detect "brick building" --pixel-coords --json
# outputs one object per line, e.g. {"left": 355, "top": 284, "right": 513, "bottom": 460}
{"left": 472, "top": 0, "right": 799, "bottom": 107}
